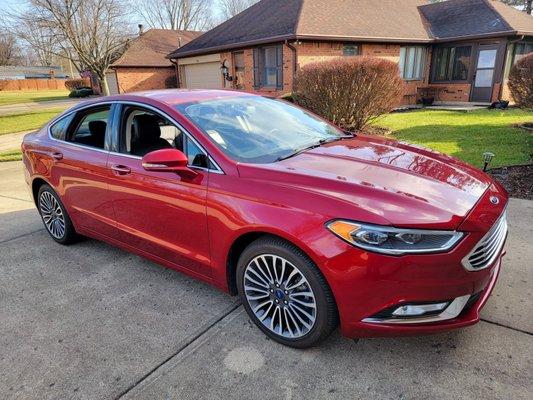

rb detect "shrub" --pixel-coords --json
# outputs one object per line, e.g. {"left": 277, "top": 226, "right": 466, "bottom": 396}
{"left": 508, "top": 53, "right": 533, "bottom": 110}
{"left": 165, "top": 74, "right": 178, "bottom": 89}
{"left": 68, "top": 87, "right": 93, "bottom": 98}
{"left": 64, "top": 78, "right": 88, "bottom": 91}
{"left": 293, "top": 56, "right": 403, "bottom": 130}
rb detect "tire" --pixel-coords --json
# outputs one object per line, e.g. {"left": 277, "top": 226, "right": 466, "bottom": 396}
{"left": 236, "top": 236, "right": 338, "bottom": 348}
{"left": 37, "top": 184, "right": 78, "bottom": 245}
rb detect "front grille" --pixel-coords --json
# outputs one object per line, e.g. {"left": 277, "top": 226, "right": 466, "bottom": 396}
{"left": 462, "top": 211, "right": 507, "bottom": 271}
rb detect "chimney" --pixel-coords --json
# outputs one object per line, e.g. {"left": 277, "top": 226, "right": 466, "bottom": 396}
{"left": 138, "top": 24, "right": 144, "bottom": 36}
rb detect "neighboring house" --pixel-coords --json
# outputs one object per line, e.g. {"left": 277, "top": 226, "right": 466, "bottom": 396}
{"left": 167, "top": 0, "right": 533, "bottom": 105}
{"left": 110, "top": 28, "right": 202, "bottom": 94}
{"left": 0, "top": 66, "right": 68, "bottom": 80}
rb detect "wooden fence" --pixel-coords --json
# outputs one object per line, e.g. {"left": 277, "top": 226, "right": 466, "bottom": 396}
{"left": 0, "top": 78, "right": 88, "bottom": 91}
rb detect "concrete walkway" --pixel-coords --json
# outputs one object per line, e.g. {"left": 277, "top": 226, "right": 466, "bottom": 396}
{"left": 0, "top": 161, "right": 531, "bottom": 400}
{"left": 0, "top": 98, "right": 87, "bottom": 116}
{"left": 0, "top": 131, "right": 31, "bottom": 152}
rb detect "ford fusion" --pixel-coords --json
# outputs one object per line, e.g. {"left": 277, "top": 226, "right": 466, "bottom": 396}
{"left": 22, "top": 90, "right": 508, "bottom": 348}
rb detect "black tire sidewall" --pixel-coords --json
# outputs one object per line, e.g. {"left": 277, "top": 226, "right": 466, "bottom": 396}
{"left": 236, "top": 237, "right": 338, "bottom": 348}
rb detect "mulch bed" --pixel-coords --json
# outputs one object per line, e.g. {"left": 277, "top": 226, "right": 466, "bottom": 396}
{"left": 489, "top": 164, "right": 533, "bottom": 200}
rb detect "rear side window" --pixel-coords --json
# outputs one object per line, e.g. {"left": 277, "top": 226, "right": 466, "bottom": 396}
{"left": 49, "top": 114, "right": 74, "bottom": 140}
{"left": 68, "top": 107, "right": 110, "bottom": 149}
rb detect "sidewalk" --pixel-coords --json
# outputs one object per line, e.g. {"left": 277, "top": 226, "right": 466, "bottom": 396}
{"left": 0, "top": 98, "right": 87, "bottom": 116}
{"left": 0, "top": 130, "right": 31, "bottom": 152}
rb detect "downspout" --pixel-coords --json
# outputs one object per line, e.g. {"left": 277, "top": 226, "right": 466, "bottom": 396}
{"left": 285, "top": 40, "right": 298, "bottom": 92}
{"left": 170, "top": 58, "right": 180, "bottom": 88}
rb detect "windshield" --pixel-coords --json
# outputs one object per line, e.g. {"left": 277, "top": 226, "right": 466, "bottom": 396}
{"left": 176, "top": 96, "right": 345, "bottom": 163}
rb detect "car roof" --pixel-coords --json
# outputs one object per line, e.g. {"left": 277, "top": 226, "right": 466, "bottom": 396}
{"left": 100, "top": 89, "right": 257, "bottom": 107}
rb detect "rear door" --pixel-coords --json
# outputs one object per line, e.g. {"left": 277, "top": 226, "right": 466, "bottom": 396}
{"left": 106, "top": 103, "right": 214, "bottom": 276}
{"left": 47, "top": 104, "right": 118, "bottom": 238}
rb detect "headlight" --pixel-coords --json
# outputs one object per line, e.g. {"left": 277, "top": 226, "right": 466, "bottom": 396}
{"left": 326, "top": 220, "right": 463, "bottom": 255}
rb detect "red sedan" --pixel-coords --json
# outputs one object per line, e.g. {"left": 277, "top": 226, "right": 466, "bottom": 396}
{"left": 22, "top": 90, "right": 508, "bottom": 348}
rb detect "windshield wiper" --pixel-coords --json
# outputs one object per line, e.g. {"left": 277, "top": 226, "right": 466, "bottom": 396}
{"left": 276, "top": 132, "right": 356, "bottom": 162}
{"left": 276, "top": 141, "right": 324, "bottom": 161}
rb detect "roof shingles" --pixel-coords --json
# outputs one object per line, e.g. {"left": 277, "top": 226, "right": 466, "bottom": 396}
{"left": 169, "top": 0, "right": 533, "bottom": 58}
{"left": 113, "top": 29, "right": 202, "bottom": 68}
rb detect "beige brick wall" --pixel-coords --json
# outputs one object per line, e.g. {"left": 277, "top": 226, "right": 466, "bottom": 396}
{"left": 114, "top": 67, "right": 175, "bottom": 93}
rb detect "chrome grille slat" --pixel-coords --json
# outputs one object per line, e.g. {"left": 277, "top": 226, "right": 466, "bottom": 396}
{"left": 462, "top": 210, "right": 507, "bottom": 271}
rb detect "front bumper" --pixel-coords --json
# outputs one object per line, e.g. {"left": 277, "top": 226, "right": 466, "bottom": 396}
{"left": 340, "top": 251, "right": 503, "bottom": 338}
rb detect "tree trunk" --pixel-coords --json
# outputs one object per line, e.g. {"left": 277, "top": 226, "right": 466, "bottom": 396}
{"left": 99, "top": 71, "right": 110, "bottom": 96}
{"left": 526, "top": 0, "right": 532, "bottom": 15}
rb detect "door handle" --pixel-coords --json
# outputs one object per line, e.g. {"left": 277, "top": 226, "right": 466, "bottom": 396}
{"left": 111, "top": 164, "right": 131, "bottom": 175}
{"left": 51, "top": 152, "right": 63, "bottom": 161}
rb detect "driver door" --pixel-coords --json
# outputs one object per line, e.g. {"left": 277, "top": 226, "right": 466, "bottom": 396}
{"left": 106, "top": 103, "right": 212, "bottom": 276}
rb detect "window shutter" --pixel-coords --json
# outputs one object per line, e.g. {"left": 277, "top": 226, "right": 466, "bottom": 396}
{"left": 253, "top": 48, "right": 261, "bottom": 89}
{"left": 276, "top": 45, "right": 283, "bottom": 89}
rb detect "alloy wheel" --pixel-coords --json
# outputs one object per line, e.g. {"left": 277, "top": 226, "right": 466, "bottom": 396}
{"left": 39, "top": 191, "right": 66, "bottom": 239}
{"left": 243, "top": 254, "right": 317, "bottom": 338}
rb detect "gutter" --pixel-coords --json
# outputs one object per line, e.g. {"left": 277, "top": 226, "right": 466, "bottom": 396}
{"left": 169, "top": 58, "right": 180, "bottom": 88}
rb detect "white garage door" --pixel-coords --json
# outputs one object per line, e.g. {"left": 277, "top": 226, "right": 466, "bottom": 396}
{"left": 184, "top": 62, "right": 222, "bottom": 89}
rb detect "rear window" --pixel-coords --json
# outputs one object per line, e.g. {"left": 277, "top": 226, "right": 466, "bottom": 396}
{"left": 49, "top": 114, "right": 74, "bottom": 140}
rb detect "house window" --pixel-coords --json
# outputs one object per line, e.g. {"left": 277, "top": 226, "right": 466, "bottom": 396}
{"left": 343, "top": 44, "right": 359, "bottom": 56}
{"left": 399, "top": 47, "right": 426, "bottom": 80}
{"left": 432, "top": 46, "right": 472, "bottom": 82}
{"left": 512, "top": 42, "right": 533, "bottom": 64}
{"left": 233, "top": 51, "right": 245, "bottom": 90}
{"left": 253, "top": 45, "right": 283, "bottom": 89}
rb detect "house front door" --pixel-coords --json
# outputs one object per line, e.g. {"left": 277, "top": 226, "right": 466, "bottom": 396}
{"left": 470, "top": 44, "right": 499, "bottom": 103}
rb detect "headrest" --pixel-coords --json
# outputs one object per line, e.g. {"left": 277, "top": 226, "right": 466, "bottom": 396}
{"left": 132, "top": 114, "right": 161, "bottom": 145}
{"left": 88, "top": 120, "right": 106, "bottom": 147}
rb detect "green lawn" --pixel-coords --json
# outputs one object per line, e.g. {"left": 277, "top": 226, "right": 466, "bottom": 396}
{"left": 0, "top": 149, "right": 22, "bottom": 162}
{"left": 372, "top": 108, "right": 533, "bottom": 168}
{"left": 0, "top": 108, "right": 65, "bottom": 135}
{"left": 0, "top": 90, "right": 70, "bottom": 106}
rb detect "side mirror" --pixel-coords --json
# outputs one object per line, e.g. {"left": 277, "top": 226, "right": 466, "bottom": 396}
{"left": 142, "top": 149, "right": 198, "bottom": 178}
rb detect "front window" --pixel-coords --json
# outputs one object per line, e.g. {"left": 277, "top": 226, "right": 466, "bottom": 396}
{"left": 512, "top": 41, "right": 533, "bottom": 64}
{"left": 118, "top": 106, "right": 209, "bottom": 168}
{"left": 176, "top": 96, "right": 344, "bottom": 164}
{"left": 432, "top": 46, "right": 471, "bottom": 82}
{"left": 399, "top": 46, "right": 426, "bottom": 80}
{"left": 253, "top": 45, "right": 283, "bottom": 89}
{"left": 343, "top": 44, "right": 360, "bottom": 56}
{"left": 233, "top": 51, "right": 245, "bottom": 90}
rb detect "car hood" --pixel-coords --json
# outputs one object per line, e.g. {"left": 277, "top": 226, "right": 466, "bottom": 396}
{"left": 238, "top": 135, "right": 492, "bottom": 229}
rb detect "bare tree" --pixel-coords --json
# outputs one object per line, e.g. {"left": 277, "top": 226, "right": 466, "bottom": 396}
{"left": 132, "top": 0, "right": 215, "bottom": 31}
{"left": 11, "top": 0, "right": 133, "bottom": 95}
{"left": 219, "top": 0, "right": 258, "bottom": 19}
{"left": 0, "top": 32, "right": 22, "bottom": 66}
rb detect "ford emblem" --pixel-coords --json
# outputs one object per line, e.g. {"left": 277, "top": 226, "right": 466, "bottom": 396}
{"left": 490, "top": 196, "right": 499, "bottom": 205}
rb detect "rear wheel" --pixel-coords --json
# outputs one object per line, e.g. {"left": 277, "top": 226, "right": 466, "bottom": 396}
{"left": 237, "top": 237, "right": 338, "bottom": 348}
{"left": 37, "top": 184, "right": 77, "bottom": 245}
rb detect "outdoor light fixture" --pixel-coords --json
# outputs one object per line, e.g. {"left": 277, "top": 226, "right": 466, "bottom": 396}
{"left": 220, "top": 60, "right": 233, "bottom": 81}
{"left": 483, "top": 152, "right": 495, "bottom": 172}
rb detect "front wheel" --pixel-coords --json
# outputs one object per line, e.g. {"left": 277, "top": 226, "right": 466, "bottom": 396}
{"left": 236, "top": 237, "right": 338, "bottom": 348}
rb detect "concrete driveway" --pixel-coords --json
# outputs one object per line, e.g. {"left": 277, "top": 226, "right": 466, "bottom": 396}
{"left": 0, "top": 160, "right": 531, "bottom": 400}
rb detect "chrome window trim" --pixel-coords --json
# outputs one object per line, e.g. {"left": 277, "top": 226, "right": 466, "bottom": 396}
{"left": 362, "top": 294, "right": 471, "bottom": 325}
{"left": 47, "top": 100, "right": 225, "bottom": 174}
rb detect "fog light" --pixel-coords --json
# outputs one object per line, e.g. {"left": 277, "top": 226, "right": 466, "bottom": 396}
{"left": 392, "top": 302, "right": 449, "bottom": 317}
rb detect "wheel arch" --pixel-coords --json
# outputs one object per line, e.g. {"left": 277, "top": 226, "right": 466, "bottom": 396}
{"left": 31, "top": 177, "right": 50, "bottom": 206}
{"left": 225, "top": 229, "right": 330, "bottom": 297}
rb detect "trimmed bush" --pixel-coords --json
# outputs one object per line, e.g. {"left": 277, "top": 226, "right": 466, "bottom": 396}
{"left": 293, "top": 56, "right": 403, "bottom": 130}
{"left": 64, "top": 78, "right": 88, "bottom": 91}
{"left": 508, "top": 53, "right": 533, "bottom": 110}
{"left": 165, "top": 74, "right": 178, "bottom": 89}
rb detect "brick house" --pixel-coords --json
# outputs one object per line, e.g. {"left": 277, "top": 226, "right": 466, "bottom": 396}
{"left": 167, "top": 0, "right": 533, "bottom": 105}
{"left": 110, "top": 28, "right": 202, "bottom": 94}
